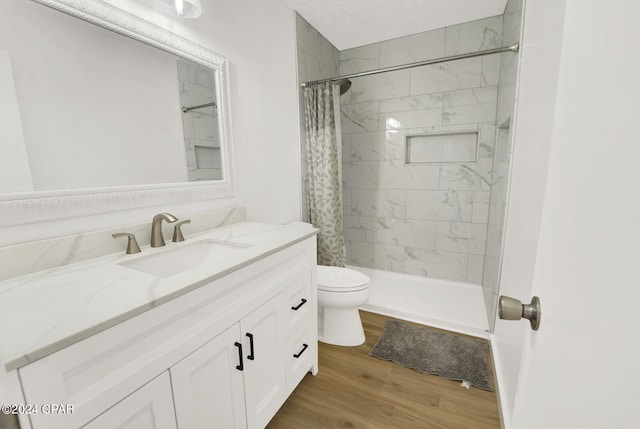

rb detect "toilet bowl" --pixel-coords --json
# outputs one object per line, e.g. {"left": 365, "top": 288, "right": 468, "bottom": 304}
{"left": 317, "top": 265, "right": 371, "bottom": 346}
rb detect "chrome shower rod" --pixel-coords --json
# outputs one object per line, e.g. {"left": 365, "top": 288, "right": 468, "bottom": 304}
{"left": 301, "top": 43, "right": 519, "bottom": 88}
{"left": 182, "top": 101, "right": 217, "bottom": 113}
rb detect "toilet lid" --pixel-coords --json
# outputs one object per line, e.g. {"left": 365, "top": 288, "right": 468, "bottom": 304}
{"left": 317, "top": 266, "right": 370, "bottom": 292}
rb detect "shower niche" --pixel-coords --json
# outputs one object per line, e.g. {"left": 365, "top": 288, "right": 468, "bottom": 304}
{"left": 405, "top": 131, "right": 479, "bottom": 165}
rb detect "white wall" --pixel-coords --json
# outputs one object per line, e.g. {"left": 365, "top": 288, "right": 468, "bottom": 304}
{"left": 490, "top": 0, "right": 567, "bottom": 424}
{"left": 108, "top": 0, "right": 303, "bottom": 225}
{"left": 134, "top": 0, "right": 302, "bottom": 225}
{"left": 0, "top": 0, "right": 301, "bottom": 245}
{"left": 505, "top": 0, "right": 640, "bottom": 427}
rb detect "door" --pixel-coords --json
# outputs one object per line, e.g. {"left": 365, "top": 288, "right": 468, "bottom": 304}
{"left": 241, "top": 295, "right": 287, "bottom": 429}
{"left": 171, "top": 324, "right": 247, "bottom": 429}
{"left": 83, "top": 372, "right": 176, "bottom": 429}
{"left": 493, "top": 0, "right": 640, "bottom": 427}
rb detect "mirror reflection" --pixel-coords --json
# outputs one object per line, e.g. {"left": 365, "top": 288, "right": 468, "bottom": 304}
{"left": 0, "top": 0, "right": 224, "bottom": 193}
{"left": 177, "top": 58, "right": 223, "bottom": 181}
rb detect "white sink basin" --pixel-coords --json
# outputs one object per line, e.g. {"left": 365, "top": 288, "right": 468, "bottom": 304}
{"left": 119, "top": 239, "right": 251, "bottom": 278}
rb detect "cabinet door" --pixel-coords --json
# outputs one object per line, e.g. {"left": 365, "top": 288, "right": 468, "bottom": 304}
{"left": 171, "top": 324, "right": 247, "bottom": 429}
{"left": 83, "top": 372, "right": 176, "bottom": 429}
{"left": 241, "top": 296, "right": 286, "bottom": 429}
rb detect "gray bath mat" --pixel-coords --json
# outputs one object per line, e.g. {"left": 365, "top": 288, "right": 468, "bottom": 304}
{"left": 369, "top": 320, "right": 492, "bottom": 391}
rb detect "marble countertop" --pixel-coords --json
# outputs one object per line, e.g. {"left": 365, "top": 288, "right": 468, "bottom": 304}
{"left": 0, "top": 222, "right": 316, "bottom": 371}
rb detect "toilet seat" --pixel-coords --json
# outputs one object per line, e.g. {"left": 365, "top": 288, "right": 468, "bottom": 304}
{"left": 317, "top": 265, "right": 370, "bottom": 292}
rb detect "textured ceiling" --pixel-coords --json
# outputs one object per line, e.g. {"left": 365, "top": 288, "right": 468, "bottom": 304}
{"left": 281, "top": 0, "right": 508, "bottom": 50}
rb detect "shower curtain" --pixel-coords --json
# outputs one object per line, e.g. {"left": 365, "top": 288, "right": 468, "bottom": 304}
{"left": 303, "top": 82, "right": 346, "bottom": 267}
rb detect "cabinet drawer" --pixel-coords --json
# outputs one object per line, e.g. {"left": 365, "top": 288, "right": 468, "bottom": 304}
{"left": 285, "top": 321, "right": 316, "bottom": 393}
{"left": 283, "top": 274, "right": 314, "bottom": 337}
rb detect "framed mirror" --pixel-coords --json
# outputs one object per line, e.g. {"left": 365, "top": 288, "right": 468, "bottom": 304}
{"left": 0, "top": 0, "right": 235, "bottom": 226}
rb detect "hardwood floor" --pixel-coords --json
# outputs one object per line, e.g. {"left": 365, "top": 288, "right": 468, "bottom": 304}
{"left": 267, "top": 311, "right": 500, "bottom": 429}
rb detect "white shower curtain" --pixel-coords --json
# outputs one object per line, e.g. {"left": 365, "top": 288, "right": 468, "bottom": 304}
{"left": 303, "top": 82, "right": 346, "bottom": 267}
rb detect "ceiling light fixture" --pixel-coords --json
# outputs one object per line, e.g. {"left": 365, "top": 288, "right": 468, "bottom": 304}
{"left": 161, "top": 0, "right": 202, "bottom": 18}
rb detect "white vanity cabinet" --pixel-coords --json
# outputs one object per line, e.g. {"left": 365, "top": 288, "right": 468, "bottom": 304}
{"left": 83, "top": 373, "right": 177, "bottom": 429}
{"left": 171, "top": 273, "right": 315, "bottom": 429}
{"left": 13, "top": 236, "right": 317, "bottom": 429}
{"left": 239, "top": 294, "right": 287, "bottom": 429}
{"left": 171, "top": 324, "right": 247, "bottom": 429}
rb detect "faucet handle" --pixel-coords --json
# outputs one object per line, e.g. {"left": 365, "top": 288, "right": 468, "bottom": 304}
{"left": 112, "top": 232, "right": 142, "bottom": 254}
{"left": 172, "top": 219, "right": 191, "bottom": 242}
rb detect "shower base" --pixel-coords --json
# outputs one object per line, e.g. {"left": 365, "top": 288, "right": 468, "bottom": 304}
{"left": 353, "top": 266, "right": 490, "bottom": 338}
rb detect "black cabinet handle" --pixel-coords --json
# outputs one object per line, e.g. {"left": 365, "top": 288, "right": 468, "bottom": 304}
{"left": 246, "top": 333, "right": 255, "bottom": 360}
{"left": 291, "top": 298, "right": 307, "bottom": 311}
{"left": 293, "top": 343, "right": 309, "bottom": 358}
{"left": 234, "top": 342, "right": 243, "bottom": 371}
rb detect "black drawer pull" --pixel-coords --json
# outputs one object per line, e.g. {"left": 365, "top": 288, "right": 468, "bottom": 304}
{"left": 291, "top": 298, "right": 308, "bottom": 311}
{"left": 246, "top": 332, "right": 255, "bottom": 361}
{"left": 293, "top": 343, "right": 309, "bottom": 359}
{"left": 234, "top": 342, "right": 243, "bottom": 371}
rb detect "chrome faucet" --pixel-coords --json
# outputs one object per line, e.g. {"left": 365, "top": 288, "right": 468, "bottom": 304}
{"left": 150, "top": 213, "right": 178, "bottom": 247}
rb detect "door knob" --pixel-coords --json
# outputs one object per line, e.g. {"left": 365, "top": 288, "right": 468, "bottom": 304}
{"left": 498, "top": 296, "right": 541, "bottom": 331}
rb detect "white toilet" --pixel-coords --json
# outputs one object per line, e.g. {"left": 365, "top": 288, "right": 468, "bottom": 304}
{"left": 317, "top": 265, "right": 371, "bottom": 346}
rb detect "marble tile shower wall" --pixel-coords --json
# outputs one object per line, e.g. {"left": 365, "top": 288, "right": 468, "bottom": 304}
{"left": 340, "top": 16, "right": 503, "bottom": 283}
{"left": 496, "top": 0, "right": 523, "bottom": 126}
{"left": 483, "top": 0, "right": 523, "bottom": 324}
{"left": 295, "top": 14, "right": 340, "bottom": 222}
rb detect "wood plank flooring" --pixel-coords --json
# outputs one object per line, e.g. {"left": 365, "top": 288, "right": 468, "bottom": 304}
{"left": 267, "top": 311, "right": 500, "bottom": 429}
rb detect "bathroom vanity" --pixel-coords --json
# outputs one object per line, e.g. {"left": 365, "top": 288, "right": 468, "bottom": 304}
{"left": 0, "top": 1, "right": 316, "bottom": 426}
{"left": 0, "top": 222, "right": 318, "bottom": 429}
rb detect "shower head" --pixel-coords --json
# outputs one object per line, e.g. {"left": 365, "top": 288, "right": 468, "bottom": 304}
{"left": 336, "top": 78, "right": 352, "bottom": 95}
